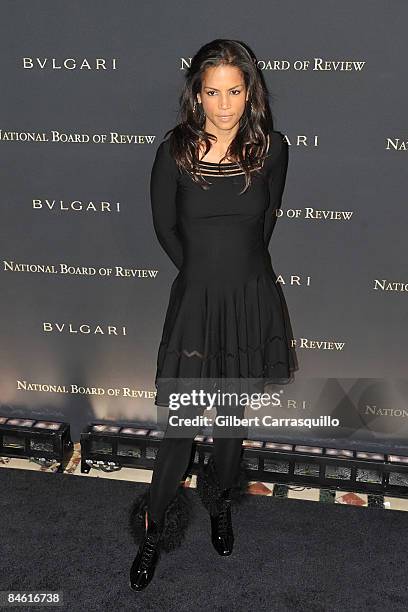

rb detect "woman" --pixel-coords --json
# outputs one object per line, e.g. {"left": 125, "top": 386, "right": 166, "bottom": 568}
{"left": 129, "top": 38, "right": 298, "bottom": 591}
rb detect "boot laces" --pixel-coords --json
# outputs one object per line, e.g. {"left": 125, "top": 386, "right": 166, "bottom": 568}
{"left": 216, "top": 496, "right": 231, "bottom": 534}
{"left": 218, "top": 508, "right": 229, "bottom": 534}
{"left": 139, "top": 532, "right": 160, "bottom": 570}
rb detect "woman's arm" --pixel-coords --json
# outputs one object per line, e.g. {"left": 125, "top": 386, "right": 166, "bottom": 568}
{"left": 150, "top": 140, "right": 183, "bottom": 270}
{"left": 264, "top": 132, "right": 289, "bottom": 248}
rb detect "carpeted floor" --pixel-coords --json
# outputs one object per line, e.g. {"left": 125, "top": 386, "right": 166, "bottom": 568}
{"left": 1, "top": 467, "right": 408, "bottom": 612}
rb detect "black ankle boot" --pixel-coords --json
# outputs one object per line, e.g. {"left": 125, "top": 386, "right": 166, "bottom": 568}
{"left": 196, "top": 454, "right": 249, "bottom": 556}
{"left": 210, "top": 488, "right": 234, "bottom": 556}
{"left": 129, "top": 513, "right": 163, "bottom": 591}
{"left": 128, "top": 485, "right": 194, "bottom": 553}
{"left": 128, "top": 485, "right": 194, "bottom": 591}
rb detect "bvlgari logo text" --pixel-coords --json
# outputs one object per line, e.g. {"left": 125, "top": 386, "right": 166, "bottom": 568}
{"left": 32, "top": 199, "right": 121, "bottom": 213}
{"left": 3, "top": 260, "right": 158, "bottom": 279}
{"left": 181, "top": 57, "right": 366, "bottom": 71}
{"left": 284, "top": 135, "right": 319, "bottom": 147}
{"left": 275, "top": 275, "right": 311, "bottom": 286}
{"left": 22, "top": 57, "right": 118, "bottom": 70}
{"left": 373, "top": 279, "right": 408, "bottom": 292}
{"left": 42, "top": 322, "right": 127, "bottom": 335}
{"left": 0, "top": 130, "right": 155, "bottom": 144}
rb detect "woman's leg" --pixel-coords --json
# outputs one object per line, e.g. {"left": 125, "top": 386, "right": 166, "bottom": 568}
{"left": 212, "top": 437, "right": 244, "bottom": 489}
{"left": 147, "top": 400, "right": 206, "bottom": 523}
{"left": 148, "top": 436, "right": 195, "bottom": 522}
{"left": 212, "top": 397, "right": 247, "bottom": 489}
{"left": 195, "top": 397, "right": 248, "bottom": 557}
{"left": 129, "top": 399, "right": 206, "bottom": 591}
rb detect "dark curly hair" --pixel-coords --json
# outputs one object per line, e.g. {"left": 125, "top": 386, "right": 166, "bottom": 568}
{"left": 164, "top": 38, "right": 276, "bottom": 194}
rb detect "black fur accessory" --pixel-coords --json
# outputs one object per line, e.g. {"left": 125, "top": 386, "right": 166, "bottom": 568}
{"left": 196, "top": 453, "right": 250, "bottom": 516}
{"left": 128, "top": 485, "right": 194, "bottom": 553}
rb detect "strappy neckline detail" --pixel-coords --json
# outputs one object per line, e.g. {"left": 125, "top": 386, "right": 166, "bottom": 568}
{"left": 198, "top": 159, "right": 239, "bottom": 167}
{"left": 195, "top": 158, "right": 262, "bottom": 176}
{"left": 197, "top": 133, "right": 270, "bottom": 166}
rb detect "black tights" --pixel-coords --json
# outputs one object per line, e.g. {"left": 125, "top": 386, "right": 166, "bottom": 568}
{"left": 148, "top": 399, "right": 247, "bottom": 522}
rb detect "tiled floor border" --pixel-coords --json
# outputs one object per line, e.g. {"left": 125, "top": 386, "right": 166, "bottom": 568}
{"left": 2, "top": 442, "right": 408, "bottom": 513}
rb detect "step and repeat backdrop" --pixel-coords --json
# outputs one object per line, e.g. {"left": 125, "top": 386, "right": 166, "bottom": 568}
{"left": 0, "top": 1, "right": 407, "bottom": 448}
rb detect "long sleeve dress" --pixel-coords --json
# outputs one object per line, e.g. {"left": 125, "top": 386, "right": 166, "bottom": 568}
{"left": 150, "top": 128, "right": 298, "bottom": 408}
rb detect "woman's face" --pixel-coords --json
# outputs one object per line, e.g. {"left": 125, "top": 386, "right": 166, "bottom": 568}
{"left": 196, "top": 64, "right": 248, "bottom": 133}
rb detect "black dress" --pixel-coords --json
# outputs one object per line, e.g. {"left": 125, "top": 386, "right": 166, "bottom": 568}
{"left": 150, "top": 128, "right": 298, "bottom": 408}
